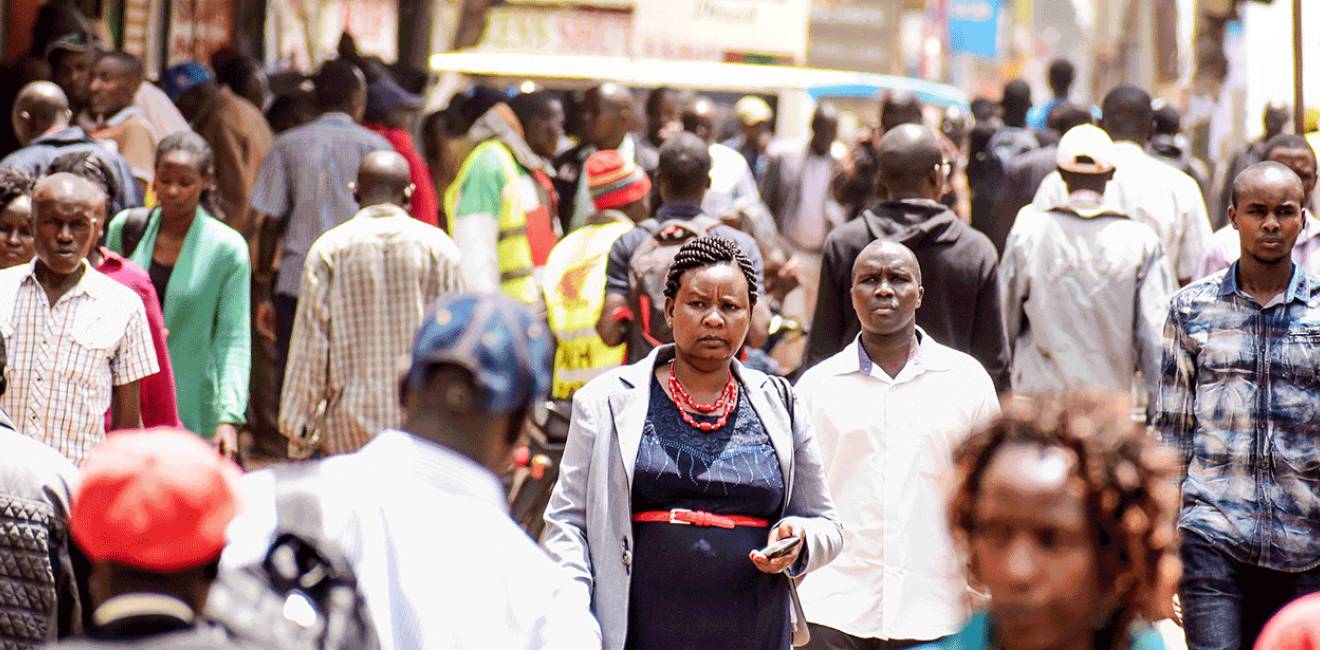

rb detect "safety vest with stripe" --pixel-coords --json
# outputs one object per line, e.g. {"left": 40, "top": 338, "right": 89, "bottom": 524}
{"left": 445, "top": 140, "right": 556, "bottom": 305}
{"left": 542, "top": 218, "right": 633, "bottom": 399}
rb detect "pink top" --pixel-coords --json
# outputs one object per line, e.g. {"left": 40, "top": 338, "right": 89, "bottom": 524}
{"left": 96, "top": 247, "right": 182, "bottom": 430}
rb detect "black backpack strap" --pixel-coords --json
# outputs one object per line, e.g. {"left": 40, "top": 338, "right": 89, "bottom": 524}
{"left": 120, "top": 207, "right": 153, "bottom": 258}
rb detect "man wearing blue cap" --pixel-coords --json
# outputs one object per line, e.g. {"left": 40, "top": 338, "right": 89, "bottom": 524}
{"left": 223, "top": 293, "right": 602, "bottom": 650}
{"left": 163, "top": 62, "right": 272, "bottom": 237}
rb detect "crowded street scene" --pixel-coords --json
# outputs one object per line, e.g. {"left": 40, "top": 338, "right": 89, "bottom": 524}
{"left": 0, "top": 0, "right": 1319, "bottom": 648}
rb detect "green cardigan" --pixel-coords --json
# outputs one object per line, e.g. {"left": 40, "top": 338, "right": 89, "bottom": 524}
{"left": 107, "top": 207, "right": 251, "bottom": 436}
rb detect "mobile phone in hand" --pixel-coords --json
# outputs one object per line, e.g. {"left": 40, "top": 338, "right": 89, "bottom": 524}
{"left": 758, "top": 536, "right": 802, "bottom": 560}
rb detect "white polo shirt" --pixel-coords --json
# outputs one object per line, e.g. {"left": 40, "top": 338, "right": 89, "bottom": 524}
{"left": 794, "top": 332, "right": 999, "bottom": 641}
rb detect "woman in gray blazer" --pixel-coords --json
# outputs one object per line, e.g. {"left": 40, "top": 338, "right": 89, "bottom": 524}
{"left": 543, "top": 237, "right": 843, "bottom": 650}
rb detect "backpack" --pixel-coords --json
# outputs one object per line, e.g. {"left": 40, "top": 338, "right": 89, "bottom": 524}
{"left": 204, "top": 463, "right": 380, "bottom": 650}
{"left": 625, "top": 215, "right": 720, "bottom": 363}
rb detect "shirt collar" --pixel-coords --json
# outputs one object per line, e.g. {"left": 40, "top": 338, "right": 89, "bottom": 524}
{"left": 21, "top": 259, "right": 99, "bottom": 300}
{"left": 1220, "top": 260, "right": 1310, "bottom": 306}
{"left": 98, "top": 106, "right": 145, "bottom": 129}
{"left": 355, "top": 203, "right": 410, "bottom": 220}
{"left": 316, "top": 112, "right": 357, "bottom": 127}
{"left": 850, "top": 327, "right": 949, "bottom": 381}
{"left": 655, "top": 202, "right": 704, "bottom": 221}
{"left": 364, "top": 430, "right": 508, "bottom": 512}
{"left": 93, "top": 594, "right": 195, "bottom": 628}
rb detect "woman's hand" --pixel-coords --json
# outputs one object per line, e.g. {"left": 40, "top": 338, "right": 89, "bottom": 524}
{"left": 255, "top": 299, "right": 278, "bottom": 342}
{"left": 214, "top": 423, "right": 240, "bottom": 462}
{"left": 750, "top": 521, "right": 804, "bottom": 574}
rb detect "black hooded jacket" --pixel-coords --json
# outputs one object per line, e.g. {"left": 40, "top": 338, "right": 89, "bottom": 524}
{"left": 806, "top": 198, "right": 1010, "bottom": 391}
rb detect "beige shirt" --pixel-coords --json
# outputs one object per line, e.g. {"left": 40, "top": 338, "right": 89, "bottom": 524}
{"left": 279, "top": 204, "right": 463, "bottom": 455}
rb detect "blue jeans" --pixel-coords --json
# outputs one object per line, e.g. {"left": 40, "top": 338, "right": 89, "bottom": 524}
{"left": 1180, "top": 529, "right": 1320, "bottom": 650}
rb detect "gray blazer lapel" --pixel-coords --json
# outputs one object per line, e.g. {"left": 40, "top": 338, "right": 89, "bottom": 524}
{"left": 609, "top": 347, "right": 665, "bottom": 486}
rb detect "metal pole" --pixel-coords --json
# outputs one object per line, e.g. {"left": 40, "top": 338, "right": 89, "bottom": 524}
{"left": 1295, "top": 0, "right": 1305, "bottom": 134}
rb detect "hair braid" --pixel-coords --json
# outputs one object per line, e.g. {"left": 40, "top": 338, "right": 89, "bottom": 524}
{"left": 663, "top": 236, "right": 759, "bottom": 306}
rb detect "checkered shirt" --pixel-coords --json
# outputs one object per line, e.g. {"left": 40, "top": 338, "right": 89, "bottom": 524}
{"left": 279, "top": 204, "right": 464, "bottom": 455}
{"left": 0, "top": 261, "right": 158, "bottom": 465}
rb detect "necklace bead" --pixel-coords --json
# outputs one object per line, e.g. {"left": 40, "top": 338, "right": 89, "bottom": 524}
{"left": 667, "top": 362, "right": 738, "bottom": 431}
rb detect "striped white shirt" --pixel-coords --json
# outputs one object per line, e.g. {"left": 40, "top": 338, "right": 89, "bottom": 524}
{"left": 0, "top": 261, "right": 158, "bottom": 465}
{"left": 248, "top": 112, "right": 392, "bottom": 297}
{"left": 222, "top": 429, "right": 603, "bottom": 650}
{"left": 279, "top": 203, "right": 464, "bottom": 455}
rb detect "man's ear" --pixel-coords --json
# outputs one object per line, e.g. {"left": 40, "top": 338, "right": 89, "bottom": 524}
{"left": 1228, "top": 205, "right": 1239, "bottom": 231}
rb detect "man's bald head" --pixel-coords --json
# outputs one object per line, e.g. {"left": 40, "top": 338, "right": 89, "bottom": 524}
{"left": 12, "top": 81, "right": 71, "bottom": 146}
{"left": 355, "top": 151, "right": 413, "bottom": 208}
{"left": 1231, "top": 161, "right": 1305, "bottom": 210}
{"left": 854, "top": 238, "right": 922, "bottom": 285}
{"left": 880, "top": 90, "right": 924, "bottom": 133}
{"left": 587, "top": 81, "right": 638, "bottom": 150}
{"left": 682, "top": 97, "right": 718, "bottom": 143}
{"left": 877, "top": 124, "right": 944, "bottom": 199}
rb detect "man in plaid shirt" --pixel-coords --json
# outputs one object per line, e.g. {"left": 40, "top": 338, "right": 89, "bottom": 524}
{"left": 0, "top": 173, "right": 157, "bottom": 465}
{"left": 1155, "top": 161, "right": 1320, "bottom": 650}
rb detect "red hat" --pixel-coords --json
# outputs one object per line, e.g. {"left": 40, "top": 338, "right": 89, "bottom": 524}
{"left": 71, "top": 429, "right": 243, "bottom": 573}
{"left": 586, "top": 150, "right": 651, "bottom": 211}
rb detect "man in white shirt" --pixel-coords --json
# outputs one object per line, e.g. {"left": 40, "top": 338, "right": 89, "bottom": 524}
{"left": 1033, "top": 86, "right": 1212, "bottom": 285}
{"left": 794, "top": 239, "right": 999, "bottom": 650}
{"left": 224, "top": 293, "right": 601, "bottom": 650}
{"left": 681, "top": 96, "right": 776, "bottom": 240}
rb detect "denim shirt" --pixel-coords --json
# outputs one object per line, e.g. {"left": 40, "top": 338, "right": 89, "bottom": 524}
{"left": 1154, "top": 262, "right": 1320, "bottom": 571}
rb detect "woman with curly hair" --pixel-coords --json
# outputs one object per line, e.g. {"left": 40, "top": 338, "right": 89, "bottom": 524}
{"left": 919, "top": 390, "right": 1181, "bottom": 650}
{"left": 544, "top": 236, "right": 842, "bottom": 650}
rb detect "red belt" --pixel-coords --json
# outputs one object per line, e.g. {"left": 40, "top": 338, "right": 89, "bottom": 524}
{"left": 633, "top": 509, "right": 769, "bottom": 529}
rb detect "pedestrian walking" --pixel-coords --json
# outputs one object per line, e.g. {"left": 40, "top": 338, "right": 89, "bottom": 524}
{"left": 279, "top": 150, "right": 462, "bottom": 457}
{"left": 106, "top": 132, "right": 250, "bottom": 456}
{"left": 1156, "top": 161, "right": 1320, "bottom": 650}
{"left": 544, "top": 236, "right": 843, "bottom": 650}
{"left": 794, "top": 239, "right": 999, "bottom": 649}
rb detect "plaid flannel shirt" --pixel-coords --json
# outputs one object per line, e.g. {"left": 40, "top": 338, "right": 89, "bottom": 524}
{"left": 1154, "top": 263, "right": 1320, "bottom": 571}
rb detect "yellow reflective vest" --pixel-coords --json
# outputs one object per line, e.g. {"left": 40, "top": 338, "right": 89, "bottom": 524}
{"left": 542, "top": 216, "right": 633, "bottom": 399}
{"left": 445, "top": 140, "right": 551, "bottom": 305}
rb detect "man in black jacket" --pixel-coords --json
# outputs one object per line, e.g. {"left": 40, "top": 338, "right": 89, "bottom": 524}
{"left": 807, "top": 124, "right": 1010, "bottom": 391}
{"left": 553, "top": 82, "right": 658, "bottom": 234}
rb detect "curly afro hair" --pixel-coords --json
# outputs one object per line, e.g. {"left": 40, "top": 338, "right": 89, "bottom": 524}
{"left": 949, "top": 390, "right": 1181, "bottom": 648}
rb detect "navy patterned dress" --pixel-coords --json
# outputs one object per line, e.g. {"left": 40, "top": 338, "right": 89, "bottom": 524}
{"left": 625, "top": 377, "right": 790, "bottom": 650}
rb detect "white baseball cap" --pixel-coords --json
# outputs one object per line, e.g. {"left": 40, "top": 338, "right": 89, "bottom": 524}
{"left": 1056, "top": 124, "right": 1116, "bottom": 174}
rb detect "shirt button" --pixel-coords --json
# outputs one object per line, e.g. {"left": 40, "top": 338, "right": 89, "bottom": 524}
{"left": 622, "top": 550, "right": 633, "bottom": 566}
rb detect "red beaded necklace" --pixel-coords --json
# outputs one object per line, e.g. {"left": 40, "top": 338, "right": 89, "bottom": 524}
{"left": 667, "top": 361, "right": 738, "bottom": 431}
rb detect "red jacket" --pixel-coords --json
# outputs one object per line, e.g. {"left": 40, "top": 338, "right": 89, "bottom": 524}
{"left": 96, "top": 247, "right": 182, "bottom": 430}
{"left": 366, "top": 124, "right": 440, "bottom": 227}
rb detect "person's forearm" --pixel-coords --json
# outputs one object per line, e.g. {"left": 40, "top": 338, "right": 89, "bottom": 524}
{"left": 254, "top": 212, "right": 285, "bottom": 283}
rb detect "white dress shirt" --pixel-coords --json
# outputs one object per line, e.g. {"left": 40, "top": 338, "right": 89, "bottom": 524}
{"left": 793, "top": 334, "right": 999, "bottom": 641}
{"left": 222, "top": 429, "right": 602, "bottom": 650}
{"left": 1034, "top": 141, "right": 1212, "bottom": 282}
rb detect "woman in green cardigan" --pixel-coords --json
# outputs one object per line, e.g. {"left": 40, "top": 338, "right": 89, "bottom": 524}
{"left": 107, "top": 132, "right": 250, "bottom": 458}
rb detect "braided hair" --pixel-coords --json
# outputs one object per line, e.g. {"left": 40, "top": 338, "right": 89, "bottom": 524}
{"left": 663, "top": 236, "right": 759, "bottom": 307}
{"left": 949, "top": 391, "right": 1180, "bottom": 650}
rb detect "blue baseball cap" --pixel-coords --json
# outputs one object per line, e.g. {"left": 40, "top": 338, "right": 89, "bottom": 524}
{"left": 162, "top": 62, "right": 213, "bottom": 101}
{"left": 407, "top": 294, "right": 553, "bottom": 414}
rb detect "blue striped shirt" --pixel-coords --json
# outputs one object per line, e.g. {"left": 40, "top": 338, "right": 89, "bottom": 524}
{"left": 1154, "top": 262, "right": 1320, "bottom": 571}
{"left": 248, "top": 112, "right": 391, "bottom": 297}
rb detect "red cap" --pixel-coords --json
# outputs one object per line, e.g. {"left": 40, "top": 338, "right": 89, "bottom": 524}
{"left": 1256, "top": 592, "right": 1320, "bottom": 650}
{"left": 71, "top": 428, "right": 244, "bottom": 573}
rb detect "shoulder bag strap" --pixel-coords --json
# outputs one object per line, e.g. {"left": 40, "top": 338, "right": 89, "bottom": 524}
{"left": 120, "top": 207, "right": 153, "bottom": 259}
